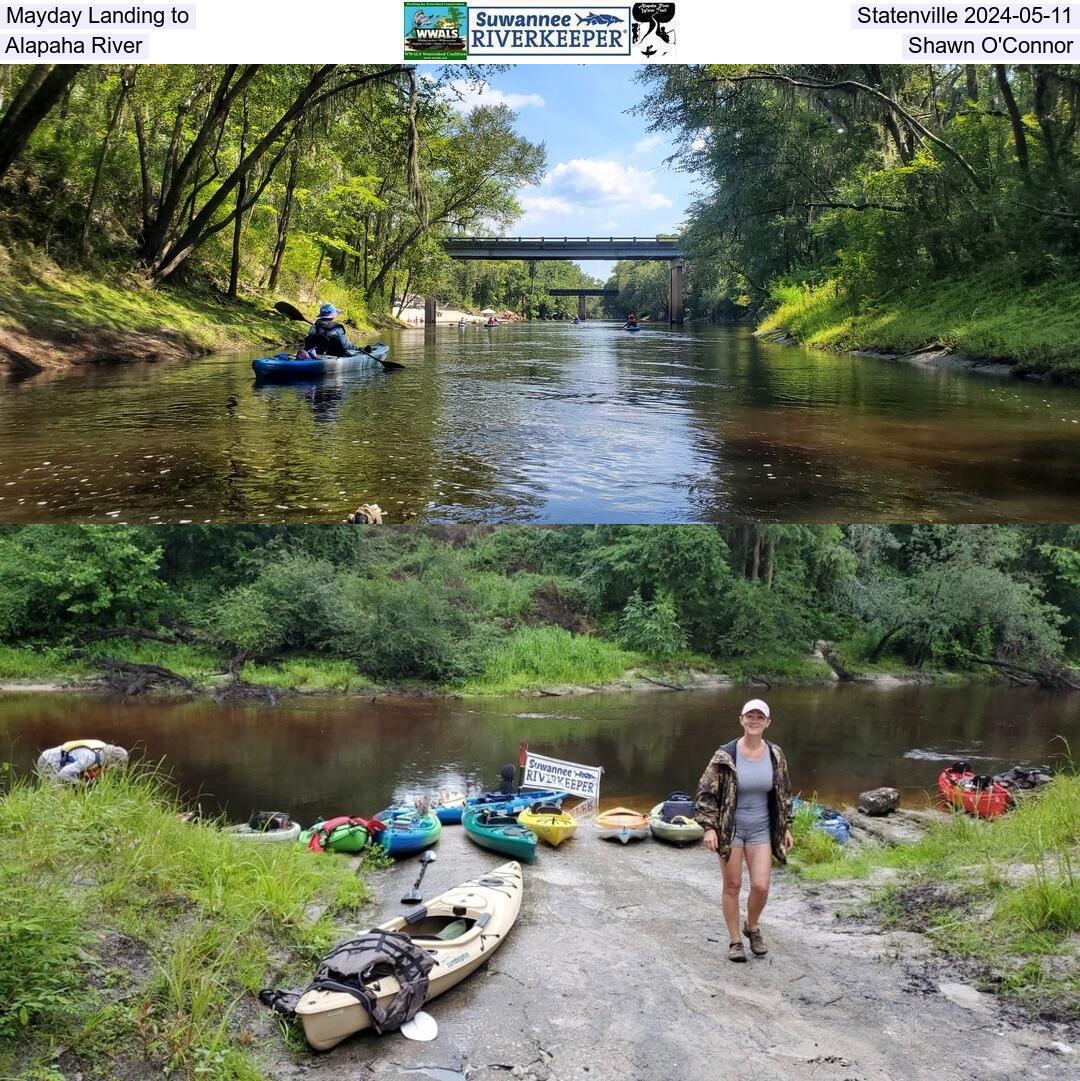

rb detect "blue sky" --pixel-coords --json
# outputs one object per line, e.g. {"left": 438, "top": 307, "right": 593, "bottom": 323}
{"left": 439, "top": 66, "right": 698, "bottom": 276}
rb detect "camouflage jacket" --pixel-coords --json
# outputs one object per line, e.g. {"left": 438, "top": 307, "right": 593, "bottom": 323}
{"left": 694, "top": 739, "right": 793, "bottom": 864}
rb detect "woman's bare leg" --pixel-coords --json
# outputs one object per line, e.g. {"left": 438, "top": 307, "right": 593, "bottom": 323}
{"left": 744, "top": 843, "right": 773, "bottom": 929}
{"left": 720, "top": 849, "right": 745, "bottom": 942}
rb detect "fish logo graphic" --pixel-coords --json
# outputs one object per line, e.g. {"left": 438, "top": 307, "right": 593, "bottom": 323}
{"left": 577, "top": 12, "right": 622, "bottom": 24}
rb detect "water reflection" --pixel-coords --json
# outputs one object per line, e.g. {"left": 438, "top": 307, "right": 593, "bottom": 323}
{"left": 1, "top": 323, "right": 1079, "bottom": 523}
{"left": 1, "top": 685, "right": 1075, "bottom": 823}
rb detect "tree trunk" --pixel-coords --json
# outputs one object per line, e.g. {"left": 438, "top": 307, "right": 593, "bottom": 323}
{"left": 965, "top": 66, "right": 979, "bottom": 103}
{"left": 750, "top": 531, "right": 761, "bottom": 582}
{"left": 79, "top": 67, "right": 135, "bottom": 256}
{"left": 266, "top": 142, "right": 300, "bottom": 294}
{"left": 0, "top": 64, "right": 85, "bottom": 182}
{"left": 994, "top": 65, "right": 1029, "bottom": 176}
{"left": 228, "top": 99, "right": 250, "bottom": 300}
{"left": 138, "top": 65, "right": 260, "bottom": 268}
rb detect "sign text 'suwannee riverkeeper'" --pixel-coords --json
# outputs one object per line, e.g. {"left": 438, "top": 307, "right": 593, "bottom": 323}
{"left": 468, "top": 7, "right": 630, "bottom": 55}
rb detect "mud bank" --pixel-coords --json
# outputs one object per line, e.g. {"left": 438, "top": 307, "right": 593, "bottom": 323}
{"left": 760, "top": 331, "right": 1040, "bottom": 384}
{"left": 252, "top": 826, "right": 1076, "bottom": 1081}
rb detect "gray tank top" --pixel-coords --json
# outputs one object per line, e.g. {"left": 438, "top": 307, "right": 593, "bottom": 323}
{"left": 734, "top": 744, "right": 774, "bottom": 835}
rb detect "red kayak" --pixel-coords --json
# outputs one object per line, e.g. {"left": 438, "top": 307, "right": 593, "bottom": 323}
{"left": 937, "top": 762, "right": 1012, "bottom": 818}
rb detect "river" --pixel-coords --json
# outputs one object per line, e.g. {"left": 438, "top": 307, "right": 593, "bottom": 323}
{"left": 2, "top": 685, "right": 1075, "bottom": 822}
{"left": 2, "top": 323, "right": 1080, "bottom": 524}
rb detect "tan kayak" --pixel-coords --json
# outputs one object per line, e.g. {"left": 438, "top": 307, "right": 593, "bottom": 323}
{"left": 595, "top": 807, "right": 650, "bottom": 844}
{"left": 518, "top": 804, "right": 577, "bottom": 846}
{"left": 295, "top": 861, "right": 523, "bottom": 1050}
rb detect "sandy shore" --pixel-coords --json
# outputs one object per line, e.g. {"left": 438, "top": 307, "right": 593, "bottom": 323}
{"left": 396, "top": 304, "right": 523, "bottom": 326}
{"left": 251, "top": 821, "right": 1075, "bottom": 1080}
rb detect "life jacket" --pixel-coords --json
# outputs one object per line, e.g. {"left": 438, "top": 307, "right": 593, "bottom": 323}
{"left": 304, "top": 320, "right": 348, "bottom": 356}
{"left": 59, "top": 739, "right": 106, "bottom": 775}
{"left": 260, "top": 929, "right": 435, "bottom": 1034}
{"left": 308, "top": 815, "right": 385, "bottom": 853}
{"left": 661, "top": 791, "right": 696, "bottom": 822}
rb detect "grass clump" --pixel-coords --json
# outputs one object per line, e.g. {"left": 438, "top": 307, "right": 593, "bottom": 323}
{"left": 793, "top": 773, "right": 1080, "bottom": 1017}
{"left": 759, "top": 268, "right": 1080, "bottom": 377}
{"left": 789, "top": 800, "right": 844, "bottom": 866}
{"left": 0, "top": 766, "right": 370, "bottom": 1079}
{"left": 241, "top": 657, "right": 376, "bottom": 694}
{"left": 460, "top": 626, "right": 638, "bottom": 696}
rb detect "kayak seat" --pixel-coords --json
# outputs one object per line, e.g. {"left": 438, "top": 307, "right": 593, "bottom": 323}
{"left": 435, "top": 919, "right": 469, "bottom": 941}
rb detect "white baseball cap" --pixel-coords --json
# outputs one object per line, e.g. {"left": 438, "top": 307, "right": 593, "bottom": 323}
{"left": 740, "top": 699, "right": 771, "bottom": 718}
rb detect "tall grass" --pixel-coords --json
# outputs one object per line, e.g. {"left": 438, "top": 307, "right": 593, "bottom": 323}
{"left": 794, "top": 773, "right": 1080, "bottom": 1016}
{"left": 759, "top": 268, "right": 1080, "bottom": 375}
{"left": 460, "top": 626, "right": 638, "bottom": 695}
{"left": 0, "top": 767, "right": 369, "bottom": 1078}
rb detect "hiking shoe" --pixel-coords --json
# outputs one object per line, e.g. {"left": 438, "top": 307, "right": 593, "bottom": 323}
{"left": 728, "top": 941, "right": 747, "bottom": 963}
{"left": 743, "top": 923, "right": 768, "bottom": 956}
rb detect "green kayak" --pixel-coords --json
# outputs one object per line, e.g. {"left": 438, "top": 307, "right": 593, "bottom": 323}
{"left": 298, "top": 816, "right": 374, "bottom": 854}
{"left": 462, "top": 806, "right": 538, "bottom": 864}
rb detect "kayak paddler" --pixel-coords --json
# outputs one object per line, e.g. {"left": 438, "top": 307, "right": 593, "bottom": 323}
{"left": 625, "top": 311, "right": 639, "bottom": 328}
{"left": 304, "top": 304, "right": 366, "bottom": 358}
{"left": 36, "top": 739, "right": 128, "bottom": 784}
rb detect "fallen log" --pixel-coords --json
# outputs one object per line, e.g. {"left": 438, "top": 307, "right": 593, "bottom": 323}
{"left": 93, "top": 657, "right": 196, "bottom": 697}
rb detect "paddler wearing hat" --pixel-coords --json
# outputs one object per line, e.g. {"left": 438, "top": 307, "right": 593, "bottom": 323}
{"left": 694, "top": 699, "right": 794, "bottom": 962}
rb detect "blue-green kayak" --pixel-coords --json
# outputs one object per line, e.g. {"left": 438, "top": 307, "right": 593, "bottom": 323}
{"left": 252, "top": 344, "right": 390, "bottom": 380}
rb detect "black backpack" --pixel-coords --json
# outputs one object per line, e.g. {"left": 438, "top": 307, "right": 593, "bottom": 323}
{"left": 261, "top": 929, "right": 435, "bottom": 1034}
{"left": 661, "top": 791, "right": 695, "bottom": 822}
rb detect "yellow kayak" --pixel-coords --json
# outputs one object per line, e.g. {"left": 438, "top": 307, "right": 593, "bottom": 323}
{"left": 518, "top": 804, "right": 577, "bottom": 847}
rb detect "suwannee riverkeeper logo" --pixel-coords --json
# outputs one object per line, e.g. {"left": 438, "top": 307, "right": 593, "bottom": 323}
{"left": 404, "top": 4, "right": 676, "bottom": 59}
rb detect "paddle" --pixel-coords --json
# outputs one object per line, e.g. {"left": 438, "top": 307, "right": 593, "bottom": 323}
{"left": 273, "top": 302, "right": 405, "bottom": 370}
{"left": 401, "top": 850, "right": 437, "bottom": 905}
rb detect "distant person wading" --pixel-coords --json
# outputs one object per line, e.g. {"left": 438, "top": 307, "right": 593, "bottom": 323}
{"left": 695, "top": 699, "right": 793, "bottom": 962}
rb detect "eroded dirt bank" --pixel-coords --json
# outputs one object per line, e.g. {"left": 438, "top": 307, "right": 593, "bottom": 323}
{"left": 255, "top": 826, "right": 1076, "bottom": 1081}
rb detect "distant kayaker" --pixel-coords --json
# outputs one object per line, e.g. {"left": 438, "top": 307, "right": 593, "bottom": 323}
{"left": 695, "top": 699, "right": 793, "bottom": 962}
{"left": 625, "top": 312, "right": 639, "bottom": 327}
{"left": 36, "top": 739, "right": 128, "bottom": 784}
{"left": 305, "top": 304, "right": 363, "bottom": 357}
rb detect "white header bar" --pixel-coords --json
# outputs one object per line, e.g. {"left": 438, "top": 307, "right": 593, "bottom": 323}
{"left": 1, "top": 1, "right": 1075, "bottom": 62}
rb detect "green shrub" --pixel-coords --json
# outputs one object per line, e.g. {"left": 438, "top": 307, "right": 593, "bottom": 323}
{"left": 617, "top": 590, "right": 688, "bottom": 658}
{"left": 0, "top": 526, "right": 165, "bottom": 640}
{"left": 329, "top": 573, "right": 492, "bottom": 684}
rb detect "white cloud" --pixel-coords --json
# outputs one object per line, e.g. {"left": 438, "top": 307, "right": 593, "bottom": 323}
{"left": 442, "top": 79, "right": 545, "bottom": 113}
{"left": 533, "top": 158, "right": 672, "bottom": 213}
{"left": 632, "top": 134, "right": 664, "bottom": 156}
{"left": 519, "top": 194, "right": 574, "bottom": 215}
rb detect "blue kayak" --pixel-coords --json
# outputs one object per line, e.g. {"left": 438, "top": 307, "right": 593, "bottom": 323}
{"left": 252, "top": 344, "right": 390, "bottom": 380}
{"left": 793, "top": 797, "right": 851, "bottom": 844}
{"left": 374, "top": 805, "right": 442, "bottom": 856}
{"left": 624, "top": 324, "right": 641, "bottom": 332}
{"left": 464, "top": 788, "right": 569, "bottom": 815}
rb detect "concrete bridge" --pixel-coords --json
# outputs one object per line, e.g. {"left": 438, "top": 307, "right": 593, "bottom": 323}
{"left": 547, "top": 286, "right": 618, "bottom": 321}
{"left": 425, "top": 236, "right": 687, "bottom": 324}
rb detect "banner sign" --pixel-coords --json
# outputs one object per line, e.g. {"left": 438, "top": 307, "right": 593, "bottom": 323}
{"left": 521, "top": 748, "right": 603, "bottom": 798}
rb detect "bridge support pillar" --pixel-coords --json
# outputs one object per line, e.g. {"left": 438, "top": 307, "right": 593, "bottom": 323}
{"left": 424, "top": 295, "right": 436, "bottom": 325}
{"left": 578, "top": 295, "right": 586, "bottom": 321}
{"left": 669, "top": 261, "right": 685, "bottom": 325}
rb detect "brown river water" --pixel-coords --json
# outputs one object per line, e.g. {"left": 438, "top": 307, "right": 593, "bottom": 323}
{"left": 2, "top": 323, "right": 1080, "bottom": 524}
{"left": 2, "top": 685, "right": 1076, "bottom": 823}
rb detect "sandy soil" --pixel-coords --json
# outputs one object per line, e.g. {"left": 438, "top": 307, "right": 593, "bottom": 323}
{"left": 255, "top": 823, "right": 1077, "bottom": 1081}
{"left": 395, "top": 305, "right": 522, "bottom": 325}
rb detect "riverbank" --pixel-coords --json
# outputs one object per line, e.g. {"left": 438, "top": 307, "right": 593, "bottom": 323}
{"left": 3, "top": 771, "right": 1074, "bottom": 1080}
{"left": 791, "top": 774, "right": 1080, "bottom": 1021}
{"left": 0, "top": 636, "right": 989, "bottom": 702}
{"left": 0, "top": 768, "right": 374, "bottom": 1080}
{"left": 0, "top": 250, "right": 373, "bottom": 375}
{"left": 757, "top": 268, "right": 1080, "bottom": 382}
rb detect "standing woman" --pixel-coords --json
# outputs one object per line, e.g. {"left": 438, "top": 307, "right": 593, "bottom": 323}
{"left": 695, "top": 699, "right": 793, "bottom": 962}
